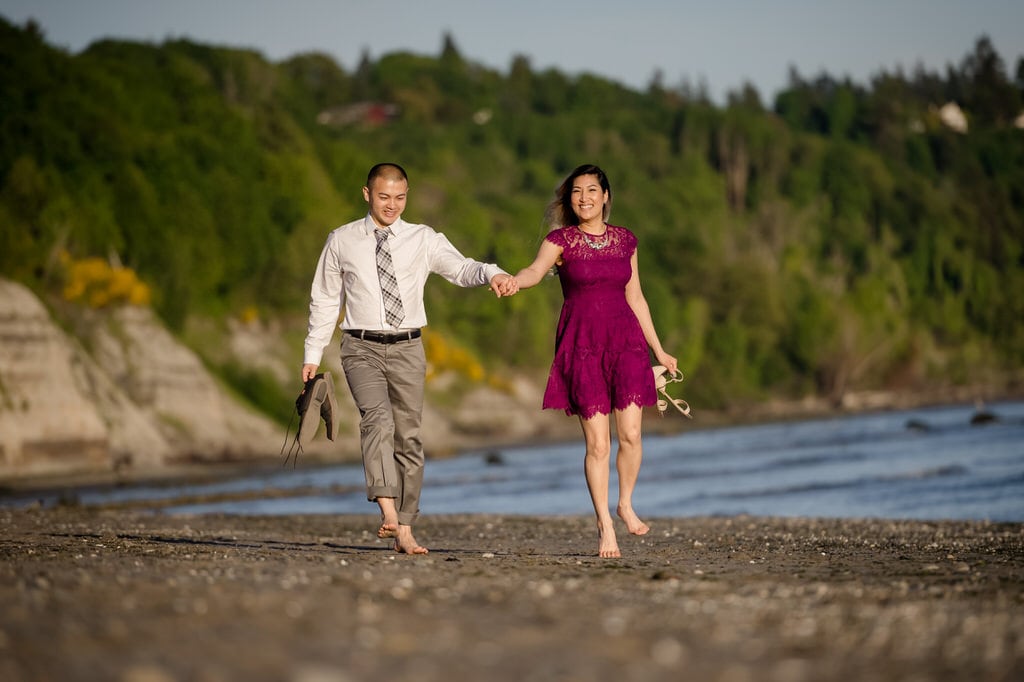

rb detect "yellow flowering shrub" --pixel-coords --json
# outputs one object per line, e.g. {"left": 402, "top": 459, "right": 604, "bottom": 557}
{"left": 60, "top": 251, "right": 151, "bottom": 308}
{"left": 239, "top": 305, "right": 260, "bottom": 324}
{"left": 423, "top": 330, "right": 485, "bottom": 383}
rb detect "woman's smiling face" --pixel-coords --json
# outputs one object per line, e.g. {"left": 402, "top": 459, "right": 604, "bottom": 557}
{"left": 571, "top": 174, "right": 608, "bottom": 224}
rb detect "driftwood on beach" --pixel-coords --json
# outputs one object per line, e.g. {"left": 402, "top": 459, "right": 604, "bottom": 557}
{"left": 1, "top": 509, "right": 1021, "bottom": 681}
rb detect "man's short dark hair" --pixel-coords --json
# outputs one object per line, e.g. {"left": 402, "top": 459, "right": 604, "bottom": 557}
{"left": 367, "top": 163, "right": 408, "bottom": 188}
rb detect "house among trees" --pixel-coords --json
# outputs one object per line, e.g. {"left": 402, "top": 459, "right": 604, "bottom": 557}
{"left": 316, "top": 101, "right": 399, "bottom": 127}
{"left": 938, "top": 101, "right": 968, "bottom": 133}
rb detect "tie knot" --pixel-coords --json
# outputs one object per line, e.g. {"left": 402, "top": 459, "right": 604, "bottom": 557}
{"left": 375, "top": 228, "right": 391, "bottom": 244}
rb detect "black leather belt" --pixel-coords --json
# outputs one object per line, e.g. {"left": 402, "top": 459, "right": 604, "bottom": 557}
{"left": 346, "top": 329, "right": 421, "bottom": 344}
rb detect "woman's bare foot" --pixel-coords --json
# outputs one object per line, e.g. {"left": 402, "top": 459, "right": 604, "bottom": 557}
{"left": 617, "top": 504, "right": 650, "bottom": 536}
{"left": 377, "top": 517, "right": 398, "bottom": 538}
{"left": 394, "top": 526, "right": 428, "bottom": 555}
{"left": 598, "top": 521, "right": 620, "bottom": 558}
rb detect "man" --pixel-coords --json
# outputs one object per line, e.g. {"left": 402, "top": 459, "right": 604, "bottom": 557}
{"left": 301, "top": 163, "right": 516, "bottom": 554}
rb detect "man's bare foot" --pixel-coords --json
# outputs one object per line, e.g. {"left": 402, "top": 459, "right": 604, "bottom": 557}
{"left": 394, "top": 541, "right": 428, "bottom": 555}
{"left": 376, "top": 498, "right": 400, "bottom": 538}
{"left": 377, "top": 517, "right": 398, "bottom": 538}
{"left": 598, "top": 521, "right": 620, "bottom": 558}
{"left": 617, "top": 504, "right": 650, "bottom": 536}
{"left": 394, "top": 526, "right": 428, "bottom": 555}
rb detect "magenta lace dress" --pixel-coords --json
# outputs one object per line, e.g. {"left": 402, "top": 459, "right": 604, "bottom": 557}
{"left": 541, "top": 225, "right": 657, "bottom": 418}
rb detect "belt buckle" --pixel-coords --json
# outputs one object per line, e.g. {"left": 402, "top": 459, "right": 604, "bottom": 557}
{"left": 350, "top": 329, "right": 417, "bottom": 343}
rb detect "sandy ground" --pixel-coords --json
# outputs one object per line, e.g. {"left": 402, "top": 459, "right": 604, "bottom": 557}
{"left": 0, "top": 507, "right": 1022, "bottom": 682}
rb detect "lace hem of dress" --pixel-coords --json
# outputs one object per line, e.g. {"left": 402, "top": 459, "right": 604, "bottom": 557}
{"left": 545, "top": 394, "right": 655, "bottom": 420}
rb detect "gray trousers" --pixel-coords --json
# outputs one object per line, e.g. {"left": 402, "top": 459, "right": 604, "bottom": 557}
{"left": 340, "top": 334, "right": 426, "bottom": 526}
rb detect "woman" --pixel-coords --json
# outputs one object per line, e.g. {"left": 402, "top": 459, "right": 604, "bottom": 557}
{"left": 506, "top": 164, "right": 677, "bottom": 557}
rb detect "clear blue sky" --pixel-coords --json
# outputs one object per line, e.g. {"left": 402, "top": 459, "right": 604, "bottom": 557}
{"left": 3, "top": 0, "right": 1022, "bottom": 103}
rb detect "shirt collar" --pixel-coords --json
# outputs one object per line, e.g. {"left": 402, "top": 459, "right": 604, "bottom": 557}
{"left": 363, "top": 215, "right": 406, "bottom": 237}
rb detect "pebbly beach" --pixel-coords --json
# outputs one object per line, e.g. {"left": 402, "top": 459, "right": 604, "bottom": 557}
{"left": 1, "top": 507, "right": 1021, "bottom": 682}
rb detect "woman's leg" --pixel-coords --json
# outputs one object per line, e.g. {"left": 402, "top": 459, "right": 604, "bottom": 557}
{"left": 613, "top": 404, "right": 649, "bottom": 535}
{"left": 579, "top": 413, "right": 619, "bottom": 557}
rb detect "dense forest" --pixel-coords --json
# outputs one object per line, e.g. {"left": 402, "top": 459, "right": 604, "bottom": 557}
{"left": 2, "top": 16, "right": 1023, "bottom": 414}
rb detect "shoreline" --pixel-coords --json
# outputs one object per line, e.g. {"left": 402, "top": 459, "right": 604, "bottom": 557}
{"left": 1, "top": 508, "right": 1021, "bottom": 681}
{"left": 3, "top": 390, "right": 1022, "bottom": 498}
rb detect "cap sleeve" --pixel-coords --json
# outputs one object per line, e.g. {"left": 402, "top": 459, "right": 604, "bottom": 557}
{"left": 625, "top": 228, "right": 638, "bottom": 254}
{"left": 609, "top": 225, "right": 637, "bottom": 255}
{"left": 543, "top": 227, "right": 569, "bottom": 249}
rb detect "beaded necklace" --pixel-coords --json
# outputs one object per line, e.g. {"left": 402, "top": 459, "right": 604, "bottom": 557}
{"left": 577, "top": 225, "right": 610, "bottom": 250}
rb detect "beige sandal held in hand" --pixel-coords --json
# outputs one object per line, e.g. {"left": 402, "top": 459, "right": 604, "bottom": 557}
{"left": 652, "top": 365, "right": 692, "bottom": 418}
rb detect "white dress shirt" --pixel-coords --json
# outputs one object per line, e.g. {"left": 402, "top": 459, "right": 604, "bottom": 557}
{"left": 303, "top": 215, "right": 507, "bottom": 365}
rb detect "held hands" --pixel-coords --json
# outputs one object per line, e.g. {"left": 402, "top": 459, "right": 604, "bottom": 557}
{"left": 490, "top": 273, "right": 520, "bottom": 298}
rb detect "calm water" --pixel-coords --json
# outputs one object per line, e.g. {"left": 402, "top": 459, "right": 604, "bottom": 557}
{"left": 10, "top": 401, "right": 1024, "bottom": 522}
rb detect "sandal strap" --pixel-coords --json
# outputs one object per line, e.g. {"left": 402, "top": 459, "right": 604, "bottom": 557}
{"left": 652, "top": 365, "right": 693, "bottom": 418}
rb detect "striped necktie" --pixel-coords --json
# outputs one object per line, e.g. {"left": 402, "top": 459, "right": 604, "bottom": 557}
{"left": 374, "top": 228, "right": 405, "bottom": 328}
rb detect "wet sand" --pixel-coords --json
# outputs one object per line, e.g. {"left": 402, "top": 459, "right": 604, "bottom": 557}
{"left": 1, "top": 508, "right": 1021, "bottom": 681}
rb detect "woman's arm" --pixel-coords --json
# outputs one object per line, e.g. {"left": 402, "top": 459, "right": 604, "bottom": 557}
{"left": 624, "top": 251, "right": 678, "bottom": 373}
{"left": 512, "top": 239, "right": 563, "bottom": 290}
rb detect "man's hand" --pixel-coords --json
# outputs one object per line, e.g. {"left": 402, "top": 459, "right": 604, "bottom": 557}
{"left": 301, "top": 364, "right": 318, "bottom": 382}
{"left": 490, "top": 273, "right": 520, "bottom": 298}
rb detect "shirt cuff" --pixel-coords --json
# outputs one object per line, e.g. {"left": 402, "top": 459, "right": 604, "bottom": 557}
{"left": 303, "top": 347, "right": 325, "bottom": 366}
{"left": 484, "top": 264, "right": 508, "bottom": 283}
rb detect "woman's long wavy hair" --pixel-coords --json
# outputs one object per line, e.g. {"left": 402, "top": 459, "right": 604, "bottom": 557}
{"left": 544, "top": 164, "right": 612, "bottom": 229}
